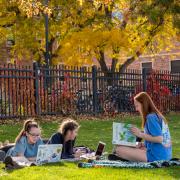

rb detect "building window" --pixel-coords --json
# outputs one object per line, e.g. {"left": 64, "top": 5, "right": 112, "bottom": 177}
{"left": 171, "top": 60, "right": 180, "bottom": 73}
{"left": 142, "top": 62, "right": 152, "bottom": 73}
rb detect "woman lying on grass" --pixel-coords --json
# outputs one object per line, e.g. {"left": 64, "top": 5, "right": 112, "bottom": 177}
{"left": 48, "top": 118, "right": 84, "bottom": 159}
{"left": 5, "top": 119, "right": 43, "bottom": 167}
{"left": 114, "top": 92, "right": 172, "bottom": 162}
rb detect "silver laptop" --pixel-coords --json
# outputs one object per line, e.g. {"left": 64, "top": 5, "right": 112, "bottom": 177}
{"left": 36, "top": 144, "right": 63, "bottom": 165}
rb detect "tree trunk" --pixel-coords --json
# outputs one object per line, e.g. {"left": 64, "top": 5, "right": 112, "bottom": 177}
{"left": 98, "top": 50, "right": 119, "bottom": 86}
{"left": 119, "top": 56, "right": 136, "bottom": 73}
{"left": 111, "top": 57, "right": 118, "bottom": 72}
{"left": 98, "top": 50, "right": 109, "bottom": 75}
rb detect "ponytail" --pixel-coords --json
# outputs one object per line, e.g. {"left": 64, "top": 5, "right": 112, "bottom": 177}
{"left": 15, "top": 119, "right": 38, "bottom": 143}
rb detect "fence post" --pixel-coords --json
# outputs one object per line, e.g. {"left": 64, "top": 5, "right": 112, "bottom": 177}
{"left": 33, "top": 62, "right": 40, "bottom": 115}
{"left": 92, "top": 65, "right": 98, "bottom": 115}
{"left": 142, "top": 68, "right": 147, "bottom": 91}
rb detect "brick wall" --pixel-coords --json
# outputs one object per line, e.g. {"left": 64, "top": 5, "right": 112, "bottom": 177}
{"left": 128, "top": 51, "right": 180, "bottom": 71}
{"left": 128, "top": 42, "right": 180, "bottom": 71}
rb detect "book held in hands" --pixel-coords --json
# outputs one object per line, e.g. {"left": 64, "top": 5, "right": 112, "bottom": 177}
{"left": 112, "top": 122, "right": 137, "bottom": 147}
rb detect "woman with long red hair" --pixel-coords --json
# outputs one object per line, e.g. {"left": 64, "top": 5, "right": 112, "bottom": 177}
{"left": 114, "top": 92, "right": 172, "bottom": 162}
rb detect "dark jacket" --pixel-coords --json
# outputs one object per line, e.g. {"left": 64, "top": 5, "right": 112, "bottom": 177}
{"left": 48, "top": 133, "right": 75, "bottom": 159}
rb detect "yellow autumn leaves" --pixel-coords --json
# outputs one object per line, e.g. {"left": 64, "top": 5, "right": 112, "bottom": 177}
{"left": 10, "top": 0, "right": 52, "bottom": 17}
{"left": 0, "top": 0, "right": 178, "bottom": 68}
{"left": 59, "top": 28, "right": 130, "bottom": 66}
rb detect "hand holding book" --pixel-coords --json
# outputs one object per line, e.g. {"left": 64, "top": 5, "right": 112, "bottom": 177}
{"left": 130, "top": 127, "right": 143, "bottom": 138}
{"left": 112, "top": 122, "right": 137, "bottom": 147}
{"left": 131, "top": 127, "right": 163, "bottom": 143}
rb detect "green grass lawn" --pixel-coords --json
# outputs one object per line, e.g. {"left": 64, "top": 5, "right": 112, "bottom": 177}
{"left": 0, "top": 114, "right": 180, "bottom": 180}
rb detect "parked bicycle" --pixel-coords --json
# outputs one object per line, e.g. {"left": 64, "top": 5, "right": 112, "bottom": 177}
{"left": 103, "top": 85, "right": 134, "bottom": 114}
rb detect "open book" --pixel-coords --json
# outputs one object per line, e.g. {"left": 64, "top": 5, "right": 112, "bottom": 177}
{"left": 112, "top": 122, "right": 137, "bottom": 147}
{"left": 10, "top": 156, "right": 36, "bottom": 167}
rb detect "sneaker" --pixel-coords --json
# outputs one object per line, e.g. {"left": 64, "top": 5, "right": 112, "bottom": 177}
{"left": 0, "top": 150, "right": 5, "bottom": 162}
{"left": 170, "top": 158, "right": 180, "bottom": 161}
{"left": 4, "top": 156, "right": 23, "bottom": 169}
{"left": 108, "top": 154, "right": 129, "bottom": 162}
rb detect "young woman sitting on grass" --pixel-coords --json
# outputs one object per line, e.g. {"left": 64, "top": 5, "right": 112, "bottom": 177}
{"left": 5, "top": 119, "right": 43, "bottom": 167}
{"left": 48, "top": 118, "right": 84, "bottom": 159}
{"left": 114, "top": 92, "right": 172, "bottom": 162}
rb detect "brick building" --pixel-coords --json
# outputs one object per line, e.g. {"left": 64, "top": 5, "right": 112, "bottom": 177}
{"left": 127, "top": 42, "right": 180, "bottom": 73}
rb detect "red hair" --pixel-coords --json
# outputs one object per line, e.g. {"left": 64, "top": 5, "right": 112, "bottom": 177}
{"left": 134, "top": 92, "right": 167, "bottom": 128}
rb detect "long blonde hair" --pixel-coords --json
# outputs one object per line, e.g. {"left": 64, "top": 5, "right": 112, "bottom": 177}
{"left": 134, "top": 92, "right": 167, "bottom": 128}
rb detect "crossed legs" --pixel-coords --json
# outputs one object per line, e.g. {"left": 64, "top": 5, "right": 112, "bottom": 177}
{"left": 114, "top": 145, "right": 147, "bottom": 162}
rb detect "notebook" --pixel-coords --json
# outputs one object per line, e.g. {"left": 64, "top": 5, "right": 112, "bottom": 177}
{"left": 112, "top": 122, "right": 137, "bottom": 147}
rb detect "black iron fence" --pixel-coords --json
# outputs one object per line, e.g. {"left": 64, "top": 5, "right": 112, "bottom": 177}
{"left": 0, "top": 63, "right": 180, "bottom": 119}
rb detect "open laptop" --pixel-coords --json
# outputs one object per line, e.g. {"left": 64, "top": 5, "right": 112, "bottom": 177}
{"left": 95, "top": 141, "right": 106, "bottom": 156}
{"left": 9, "top": 144, "right": 63, "bottom": 166}
{"left": 36, "top": 144, "right": 63, "bottom": 165}
{"left": 80, "top": 141, "right": 106, "bottom": 159}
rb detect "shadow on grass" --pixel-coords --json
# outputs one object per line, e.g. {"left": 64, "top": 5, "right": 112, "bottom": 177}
{"left": 164, "top": 167, "right": 180, "bottom": 179}
{"left": 1, "top": 161, "right": 66, "bottom": 174}
{"left": 104, "top": 166, "right": 180, "bottom": 179}
{"left": 43, "top": 162, "right": 66, "bottom": 167}
{"left": 1, "top": 162, "right": 180, "bottom": 179}
{"left": 149, "top": 167, "right": 179, "bottom": 179}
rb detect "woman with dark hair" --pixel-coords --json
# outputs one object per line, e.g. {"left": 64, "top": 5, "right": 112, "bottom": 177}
{"left": 6, "top": 119, "right": 43, "bottom": 162}
{"left": 114, "top": 92, "right": 172, "bottom": 162}
{"left": 48, "top": 118, "right": 83, "bottom": 159}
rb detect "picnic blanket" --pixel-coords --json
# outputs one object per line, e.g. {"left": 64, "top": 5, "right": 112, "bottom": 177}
{"left": 78, "top": 159, "right": 180, "bottom": 169}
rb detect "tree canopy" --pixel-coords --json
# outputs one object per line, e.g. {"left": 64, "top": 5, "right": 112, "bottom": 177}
{"left": 0, "top": 0, "right": 179, "bottom": 73}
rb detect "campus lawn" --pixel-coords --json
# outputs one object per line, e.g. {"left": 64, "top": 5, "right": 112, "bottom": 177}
{"left": 0, "top": 114, "right": 180, "bottom": 180}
